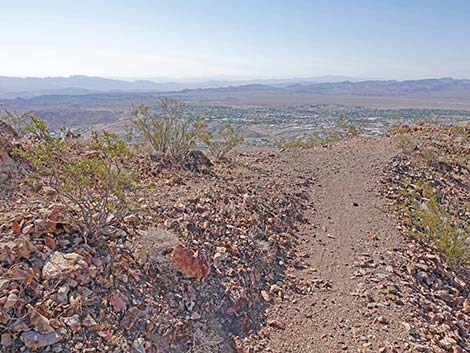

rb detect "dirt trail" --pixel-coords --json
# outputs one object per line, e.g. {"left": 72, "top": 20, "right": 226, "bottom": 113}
{"left": 254, "top": 137, "right": 414, "bottom": 352}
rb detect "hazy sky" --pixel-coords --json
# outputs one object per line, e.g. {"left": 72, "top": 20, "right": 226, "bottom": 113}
{"left": 1, "top": 0, "right": 469, "bottom": 80}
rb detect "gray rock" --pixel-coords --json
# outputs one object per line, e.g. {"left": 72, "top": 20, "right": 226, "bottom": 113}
{"left": 21, "top": 331, "right": 62, "bottom": 349}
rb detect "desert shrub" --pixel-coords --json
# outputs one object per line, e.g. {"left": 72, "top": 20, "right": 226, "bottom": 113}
{"left": 338, "top": 116, "right": 365, "bottom": 138}
{"left": 0, "top": 110, "right": 32, "bottom": 137}
{"left": 420, "top": 146, "right": 442, "bottom": 168}
{"left": 14, "top": 116, "right": 134, "bottom": 238}
{"left": 387, "top": 121, "right": 406, "bottom": 135}
{"left": 452, "top": 125, "right": 470, "bottom": 142}
{"left": 197, "top": 122, "right": 244, "bottom": 160}
{"left": 322, "top": 130, "right": 345, "bottom": 144}
{"left": 273, "top": 128, "right": 345, "bottom": 149}
{"left": 131, "top": 98, "right": 200, "bottom": 161}
{"left": 395, "top": 133, "right": 419, "bottom": 154}
{"left": 402, "top": 181, "right": 470, "bottom": 267}
{"left": 273, "top": 134, "right": 319, "bottom": 149}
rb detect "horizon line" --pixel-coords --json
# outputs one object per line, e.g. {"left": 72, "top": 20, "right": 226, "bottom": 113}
{"left": 0, "top": 74, "right": 468, "bottom": 83}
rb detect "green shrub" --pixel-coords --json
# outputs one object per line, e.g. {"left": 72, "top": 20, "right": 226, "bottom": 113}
{"left": 197, "top": 122, "right": 244, "bottom": 160}
{"left": 0, "top": 110, "right": 32, "bottom": 137}
{"left": 338, "top": 116, "right": 365, "bottom": 138}
{"left": 15, "top": 117, "right": 134, "bottom": 238}
{"left": 273, "top": 134, "right": 319, "bottom": 149}
{"left": 395, "top": 133, "right": 419, "bottom": 154}
{"left": 402, "top": 181, "right": 470, "bottom": 267}
{"left": 452, "top": 125, "right": 470, "bottom": 142}
{"left": 387, "top": 121, "right": 405, "bottom": 135}
{"left": 131, "top": 98, "right": 199, "bottom": 161}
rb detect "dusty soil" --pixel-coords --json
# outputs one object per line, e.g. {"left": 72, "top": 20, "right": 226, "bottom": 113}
{"left": 246, "top": 138, "right": 417, "bottom": 352}
{"left": 246, "top": 137, "right": 469, "bottom": 352}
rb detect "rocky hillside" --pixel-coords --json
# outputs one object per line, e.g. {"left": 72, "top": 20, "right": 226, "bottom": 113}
{"left": 1, "top": 121, "right": 470, "bottom": 352}
{"left": 0, "top": 127, "right": 310, "bottom": 352}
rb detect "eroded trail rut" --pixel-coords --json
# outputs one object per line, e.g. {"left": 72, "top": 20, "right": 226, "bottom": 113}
{"left": 255, "top": 138, "right": 413, "bottom": 353}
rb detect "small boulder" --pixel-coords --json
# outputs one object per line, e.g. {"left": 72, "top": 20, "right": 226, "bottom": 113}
{"left": 42, "top": 251, "right": 87, "bottom": 280}
{"left": 182, "top": 150, "right": 213, "bottom": 173}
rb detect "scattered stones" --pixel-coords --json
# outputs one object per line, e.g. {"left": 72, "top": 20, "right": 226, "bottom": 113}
{"left": 181, "top": 150, "right": 213, "bottom": 173}
{"left": 386, "top": 123, "right": 470, "bottom": 351}
{"left": 1, "top": 333, "right": 13, "bottom": 348}
{"left": 376, "top": 316, "right": 388, "bottom": 325}
{"left": 270, "top": 284, "right": 282, "bottom": 294}
{"left": 27, "top": 304, "right": 54, "bottom": 334}
{"left": 132, "top": 338, "right": 146, "bottom": 353}
{"left": 1, "top": 146, "right": 312, "bottom": 352}
{"left": 56, "top": 284, "right": 70, "bottom": 304}
{"left": 213, "top": 246, "right": 228, "bottom": 262}
{"left": 190, "top": 312, "right": 201, "bottom": 320}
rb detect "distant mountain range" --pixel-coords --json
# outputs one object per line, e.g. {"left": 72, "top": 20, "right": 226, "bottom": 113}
{"left": 187, "top": 78, "right": 470, "bottom": 97}
{"left": 0, "top": 75, "right": 361, "bottom": 99}
{"left": 2, "top": 76, "right": 470, "bottom": 130}
{"left": 0, "top": 75, "right": 165, "bottom": 99}
{"left": 1, "top": 75, "right": 470, "bottom": 100}
{"left": 285, "top": 78, "right": 470, "bottom": 96}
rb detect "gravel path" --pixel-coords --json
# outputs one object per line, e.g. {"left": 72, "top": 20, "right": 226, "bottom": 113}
{"left": 253, "top": 137, "right": 415, "bottom": 353}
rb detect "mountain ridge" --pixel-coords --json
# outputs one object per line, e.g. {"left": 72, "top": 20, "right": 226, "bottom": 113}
{"left": 3, "top": 76, "right": 470, "bottom": 99}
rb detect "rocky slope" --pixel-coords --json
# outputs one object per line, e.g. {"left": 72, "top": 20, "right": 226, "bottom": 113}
{"left": 1, "top": 123, "right": 470, "bottom": 352}
{"left": 0, "top": 135, "right": 309, "bottom": 352}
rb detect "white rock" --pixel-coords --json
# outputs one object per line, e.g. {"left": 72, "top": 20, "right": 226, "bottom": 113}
{"left": 42, "top": 252, "right": 86, "bottom": 280}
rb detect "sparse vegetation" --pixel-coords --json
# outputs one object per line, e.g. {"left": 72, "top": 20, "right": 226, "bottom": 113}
{"left": 401, "top": 181, "right": 470, "bottom": 267}
{"left": 14, "top": 116, "right": 134, "bottom": 238}
{"left": 131, "top": 98, "right": 201, "bottom": 161}
{"left": 273, "top": 133, "right": 320, "bottom": 149}
{"left": 452, "top": 124, "right": 470, "bottom": 143}
{"left": 273, "top": 117, "right": 364, "bottom": 149}
{"left": 197, "top": 122, "right": 244, "bottom": 160}
{"left": 387, "top": 121, "right": 402, "bottom": 135}
{"left": 395, "top": 133, "right": 419, "bottom": 154}
{"left": 419, "top": 146, "right": 441, "bottom": 168}
{"left": 392, "top": 123, "right": 470, "bottom": 269}
{"left": 338, "top": 115, "right": 365, "bottom": 138}
{"left": 0, "top": 110, "right": 32, "bottom": 137}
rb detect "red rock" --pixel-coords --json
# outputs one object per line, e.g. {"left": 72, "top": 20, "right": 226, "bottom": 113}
{"left": 171, "top": 244, "right": 210, "bottom": 280}
{"left": 44, "top": 236, "right": 56, "bottom": 250}
{"left": 109, "top": 291, "right": 128, "bottom": 313}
